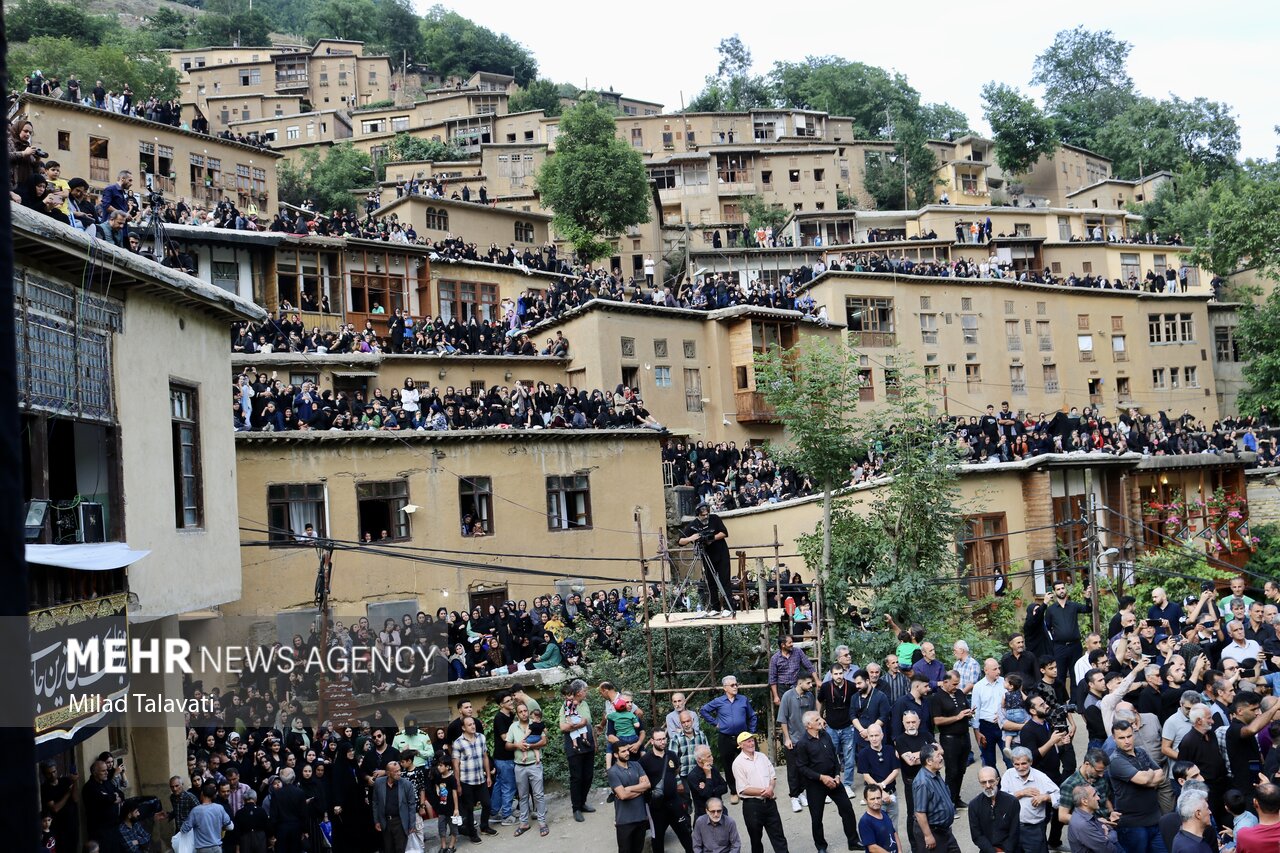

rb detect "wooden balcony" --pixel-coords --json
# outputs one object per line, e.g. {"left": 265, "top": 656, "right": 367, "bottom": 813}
{"left": 735, "top": 391, "right": 779, "bottom": 425}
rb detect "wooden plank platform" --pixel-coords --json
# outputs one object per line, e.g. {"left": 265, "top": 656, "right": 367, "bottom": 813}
{"left": 648, "top": 608, "right": 785, "bottom": 629}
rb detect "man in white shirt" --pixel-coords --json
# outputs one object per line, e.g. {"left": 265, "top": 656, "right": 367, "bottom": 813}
{"left": 971, "top": 659, "right": 1006, "bottom": 770}
{"left": 1000, "top": 747, "right": 1060, "bottom": 853}
{"left": 1220, "top": 620, "right": 1263, "bottom": 668}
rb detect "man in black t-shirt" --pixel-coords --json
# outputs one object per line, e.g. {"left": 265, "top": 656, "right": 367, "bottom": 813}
{"left": 678, "top": 503, "right": 733, "bottom": 616}
{"left": 1226, "top": 693, "right": 1280, "bottom": 801}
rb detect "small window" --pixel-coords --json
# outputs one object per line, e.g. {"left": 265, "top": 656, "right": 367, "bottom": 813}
{"left": 761, "top": 170, "right": 772, "bottom": 185}
{"left": 268, "top": 484, "right": 326, "bottom": 543}
{"left": 654, "top": 366, "right": 672, "bottom": 387}
{"left": 683, "top": 340, "right": 697, "bottom": 359}
{"left": 654, "top": 339, "right": 669, "bottom": 358}
{"left": 961, "top": 297, "right": 973, "bottom": 311}
{"left": 1184, "top": 366, "right": 1198, "bottom": 388}
{"left": 1152, "top": 368, "right": 1166, "bottom": 390}
{"left": 1116, "top": 377, "right": 1131, "bottom": 398}
{"left": 919, "top": 296, "right": 931, "bottom": 310}
{"left": 735, "top": 365, "right": 749, "bottom": 389}
{"left": 57, "top": 131, "right": 70, "bottom": 151}
{"left": 458, "top": 477, "right": 493, "bottom": 536}
{"left": 356, "top": 481, "right": 410, "bottom": 541}
{"left": 814, "top": 168, "right": 825, "bottom": 182}
{"left": 1037, "top": 302, "right": 1047, "bottom": 315}
{"left": 1077, "top": 314, "right": 1090, "bottom": 330}
{"left": 547, "top": 475, "right": 592, "bottom": 530}
{"left": 621, "top": 336, "right": 636, "bottom": 357}
{"left": 171, "top": 384, "right": 202, "bottom": 529}
{"left": 1004, "top": 300, "right": 1015, "bottom": 315}
{"left": 789, "top": 169, "right": 800, "bottom": 182}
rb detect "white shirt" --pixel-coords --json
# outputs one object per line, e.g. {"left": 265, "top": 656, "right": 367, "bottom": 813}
{"left": 972, "top": 677, "right": 1006, "bottom": 724}
{"left": 1000, "top": 766, "right": 1059, "bottom": 824}
{"left": 1219, "top": 638, "right": 1262, "bottom": 665}
{"left": 1073, "top": 653, "right": 1093, "bottom": 686}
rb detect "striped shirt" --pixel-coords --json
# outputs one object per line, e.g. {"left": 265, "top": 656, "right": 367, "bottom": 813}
{"left": 912, "top": 768, "right": 955, "bottom": 826}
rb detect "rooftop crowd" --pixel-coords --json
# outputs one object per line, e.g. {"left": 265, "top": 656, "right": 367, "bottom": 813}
{"left": 231, "top": 369, "right": 665, "bottom": 433}
{"left": 43, "top": 576, "right": 1280, "bottom": 853}
{"left": 946, "top": 406, "right": 1276, "bottom": 466}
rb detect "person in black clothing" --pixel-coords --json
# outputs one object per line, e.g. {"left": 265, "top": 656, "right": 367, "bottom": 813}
{"left": 968, "top": 766, "right": 1020, "bottom": 853}
{"left": 794, "top": 711, "right": 860, "bottom": 853}
{"left": 1023, "top": 598, "right": 1052, "bottom": 662}
{"left": 82, "top": 760, "right": 122, "bottom": 848}
{"left": 1046, "top": 580, "right": 1092, "bottom": 689}
{"left": 677, "top": 503, "right": 734, "bottom": 615}
{"left": 234, "top": 789, "right": 270, "bottom": 853}
{"left": 641, "top": 730, "right": 694, "bottom": 853}
{"left": 269, "top": 768, "right": 310, "bottom": 853}
{"left": 687, "top": 745, "right": 729, "bottom": 818}
{"left": 40, "top": 761, "right": 79, "bottom": 853}
{"left": 1001, "top": 634, "right": 1039, "bottom": 681}
{"left": 928, "top": 672, "right": 974, "bottom": 807}
{"left": 894, "top": 711, "right": 931, "bottom": 853}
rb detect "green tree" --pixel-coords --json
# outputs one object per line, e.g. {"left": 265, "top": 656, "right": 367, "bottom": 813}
{"left": 1135, "top": 164, "right": 1221, "bottom": 243}
{"left": 862, "top": 120, "right": 940, "bottom": 210}
{"left": 508, "top": 79, "right": 563, "bottom": 117}
{"left": 1237, "top": 284, "right": 1280, "bottom": 415}
{"left": 194, "top": 0, "right": 273, "bottom": 48}
{"left": 278, "top": 143, "right": 372, "bottom": 212}
{"left": 381, "top": 133, "right": 464, "bottom": 174}
{"left": 252, "top": 0, "right": 312, "bottom": 35}
{"left": 981, "top": 82, "right": 1058, "bottom": 177}
{"left": 6, "top": 0, "right": 116, "bottom": 46}
{"left": 1195, "top": 159, "right": 1280, "bottom": 279}
{"left": 141, "top": 8, "right": 195, "bottom": 50}
{"left": 802, "top": 368, "right": 966, "bottom": 634}
{"left": 1031, "top": 26, "right": 1137, "bottom": 149}
{"left": 306, "top": 0, "right": 376, "bottom": 43}
{"left": 741, "top": 196, "right": 787, "bottom": 244}
{"left": 10, "top": 37, "right": 180, "bottom": 100}
{"left": 419, "top": 6, "right": 537, "bottom": 86}
{"left": 754, "top": 338, "right": 865, "bottom": 641}
{"left": 917, "top": 102, "right": 973, "bottom": 141}
{"left": 1092, "top": 95, "right": 1240, "bottom": 181}
{"left": 1248, "top": 524, "right": 1280, "bottom": 581}
{"left": 769, "top": 57, "right": 917, "bottom": 138}
{"left": 370, "top": 0, "right": 424, "bottom": 64}
{"left": 688, "top": 36, "right": 771, "bottom": 112}
{"left": 535, "top": 96, "right": 650, "bottom": 262}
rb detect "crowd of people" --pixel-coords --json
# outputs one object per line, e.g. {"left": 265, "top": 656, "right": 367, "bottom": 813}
{"left": 231, "top": 370, "right": 665, "bottom": 433}
{"left": 40, "top": 576, "right": 1280, "bottom": 853}
{"left": 945, "top": 406, "right": 1276, "bottom": 466}
{"left": 823, "top": 250, "right": 1207, "bottom": 295}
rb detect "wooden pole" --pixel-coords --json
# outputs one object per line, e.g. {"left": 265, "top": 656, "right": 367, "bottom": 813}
{"left": 637, "top": 511, "right": 658, "bottom": 721}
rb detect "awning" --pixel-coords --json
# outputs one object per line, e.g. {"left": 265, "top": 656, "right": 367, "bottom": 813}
{"left": 332, "top": 370, "right": 379, "bottom": 378}
{"left": 25, "top": 542, "right": 151, "bottom": 571}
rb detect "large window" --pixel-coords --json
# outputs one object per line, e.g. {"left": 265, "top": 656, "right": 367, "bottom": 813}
{"left": 356, "top": 481, "right": 409, "bottom": 541}
{"left": 961, "top": 314, "right": 979, "bottom": 345}
{"left": 1148, "top": 313, "right": 1195, "bottom": 343}
{"left": 424, "top": 207, "right": 449, "bottom": 231}
{"left": 438, "top": 281, "right": 498, "bottom": 323}
{"left": 845, "top": 297, "right": 895, "bottom": 347}
{"left": 547, "top": 475, "right": 592, "bottom": 530}
{"left": 963, "top": 513, "right": 1008, "bottom": 599}
{"left": 170, "top": 384, "right": 202, "bottom": 529}
{"left": 267, "top": 484, "right": 326, "bottom": 543}
{"left": 1215, "top": 326, "right": 1240, "bottom": 362}
{"left": 459, "top": 477, "right": 493, "bottom": 536}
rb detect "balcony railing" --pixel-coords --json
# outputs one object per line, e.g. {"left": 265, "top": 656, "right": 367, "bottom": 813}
{"left": 734, "top": 390, "right": 779, "bottom": 425}
{"left": 1007, "top": 337, "right": 1022, "bottom": 352}
{"left": 1038, "top": 338, "right": 1053, "bottom": 351}
{"left": 848, "top": 331, "right": 897, "bottom": 348}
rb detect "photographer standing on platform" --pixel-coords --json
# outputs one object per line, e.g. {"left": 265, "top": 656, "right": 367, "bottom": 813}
{"left": 679, "top": 503, "right": 734, "bottom": 617}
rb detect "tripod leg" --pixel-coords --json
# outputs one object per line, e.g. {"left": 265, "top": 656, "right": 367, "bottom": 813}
{"left": 701, "top": 549, "right": 736, "bottom": 616}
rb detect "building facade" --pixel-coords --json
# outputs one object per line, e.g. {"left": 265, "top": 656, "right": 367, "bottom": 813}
{"left": 15, "top": 207, "right": 264, "bottom": 796}
{"left": 18, "top": 94, "right": 282, "bottom": 211}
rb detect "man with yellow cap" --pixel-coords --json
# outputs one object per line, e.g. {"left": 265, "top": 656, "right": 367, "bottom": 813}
{"left": 732, "top": 731, "right": 789, "bottom": 853}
